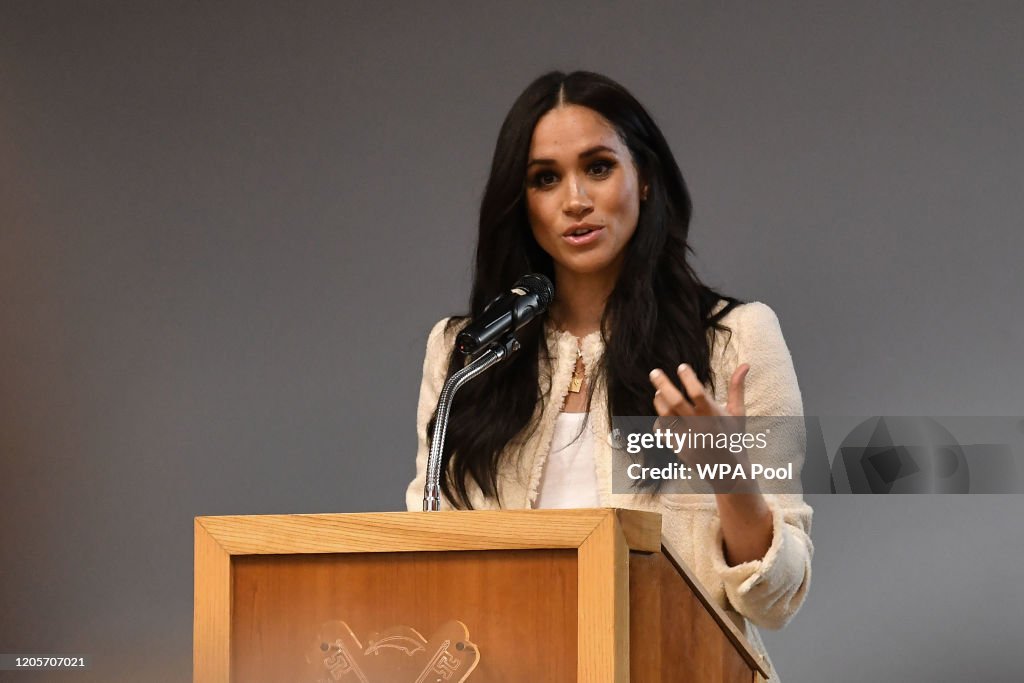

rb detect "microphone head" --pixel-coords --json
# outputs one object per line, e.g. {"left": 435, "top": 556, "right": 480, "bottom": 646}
{"left": 455, "top": 273, "right": 554, "bottom": 355}
{"left": 513, "top": 273, "right": 554, "bottom": 308}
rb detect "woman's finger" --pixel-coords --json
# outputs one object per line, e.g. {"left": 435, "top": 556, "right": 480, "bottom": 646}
{"left": 648, "top": 369, "right": 694, "bottom": 416}
{"left": 652, "top": 389, "right": 671, "bottom": 416}
{"left": 726, "top": 363, "right": 750, "bottom": 417}
{"left": 676, "top": 363, "right": 715, "bottom": 415}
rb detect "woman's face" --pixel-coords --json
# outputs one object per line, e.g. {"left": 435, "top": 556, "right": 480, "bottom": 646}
{"left": 525, "top": 104, "right": 643, "bottom": 283}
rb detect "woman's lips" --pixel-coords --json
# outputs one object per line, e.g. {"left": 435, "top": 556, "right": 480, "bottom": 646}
{"left": 563, "top": 226, "right": 604, "bottom": 246}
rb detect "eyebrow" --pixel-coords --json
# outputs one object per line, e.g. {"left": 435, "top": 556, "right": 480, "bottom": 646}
{"left": 526, "top": 145, "right": 617, "bottom": 169}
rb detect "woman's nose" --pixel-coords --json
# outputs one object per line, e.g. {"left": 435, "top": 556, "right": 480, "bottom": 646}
{"left": 563, "top": 176, "right": 593, "bottom": 217}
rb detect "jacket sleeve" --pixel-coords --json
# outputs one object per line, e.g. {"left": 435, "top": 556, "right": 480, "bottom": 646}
{"left": 405, "top": 318, "right": 456, "bottom": 512}
{"left": 708, "top": 302, "right": 814, "bottom": 630}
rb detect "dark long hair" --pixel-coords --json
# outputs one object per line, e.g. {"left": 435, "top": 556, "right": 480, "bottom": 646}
{"left": 431, "top": 71, "right": 739, "bottom": 508}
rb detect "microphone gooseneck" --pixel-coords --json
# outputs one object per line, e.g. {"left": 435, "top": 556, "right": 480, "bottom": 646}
{"left": 423, "top": 273, "right": 553, "bottom": 511}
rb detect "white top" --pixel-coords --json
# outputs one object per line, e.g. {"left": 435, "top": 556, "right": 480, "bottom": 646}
{"left": 532, "top": 412, "right": 600, "bottom": 509}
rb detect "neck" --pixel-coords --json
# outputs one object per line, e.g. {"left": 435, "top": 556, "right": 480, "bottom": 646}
{"left": 549, "top": 266, "right": 618, "bottom": 338}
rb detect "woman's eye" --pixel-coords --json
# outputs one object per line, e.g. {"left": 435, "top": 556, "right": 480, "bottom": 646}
{"left": 588, "top": 160, "right": 615, "bottom": 177}
{"left": 531, "top": 172, "right": 558, "bottom": 188}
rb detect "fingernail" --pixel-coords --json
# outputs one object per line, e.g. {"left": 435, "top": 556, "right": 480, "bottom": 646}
{"left": 678, "top": 363, "right": 689, "bottom": 373}
{"left": 649, "top": 369, "right": 661, "bottom": 380}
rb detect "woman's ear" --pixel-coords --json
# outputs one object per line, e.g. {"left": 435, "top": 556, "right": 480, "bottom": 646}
{"left": 640, "top": 182, "right": 650, "bottom": 201}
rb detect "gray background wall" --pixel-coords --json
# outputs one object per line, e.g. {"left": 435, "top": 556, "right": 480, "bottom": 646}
{"left": 2, "top": 2, "right": 1022, "bottom": 681}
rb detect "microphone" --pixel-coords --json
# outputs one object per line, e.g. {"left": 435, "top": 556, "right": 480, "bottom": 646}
{"left": 456, "top": 274, "right": 554, "bottom": 354}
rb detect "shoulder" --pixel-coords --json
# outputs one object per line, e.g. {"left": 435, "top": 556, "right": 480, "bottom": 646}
{"left": 714, "top": 301, "right": 790, "bottom": 359}
{"left": 711, "top": 301, "right": 802, "bottom": 415}
{"left": 425, "top": 317, "right": 453, "bottom": 352}
{"left": 424, "top": 317, "right": 467, "bottom": 357}
{"left": 717, "top": 300, "right": 783, "bottom": 334}
{"left": 421, "top": 317, "right": 471, "bottom": 384}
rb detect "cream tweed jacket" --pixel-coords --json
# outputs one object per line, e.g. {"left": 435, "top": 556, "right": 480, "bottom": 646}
{"left": 406, "top": 302, "right": 813, "bottom": 681}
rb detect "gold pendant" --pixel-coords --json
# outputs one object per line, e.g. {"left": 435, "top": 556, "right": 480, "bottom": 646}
{"left": 569, "top": 371, "right": 583, "bottom": 393}
{"left": 568, "top": 346, "right": 584, "bottom": 393}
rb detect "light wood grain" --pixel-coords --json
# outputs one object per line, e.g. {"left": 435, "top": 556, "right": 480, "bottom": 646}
{"left": 194, "top": 518, "right": 231, "bottom": 683}
{"left": 613, "top": 508, "right": 662, "bottom": 553}
{"left": 577, "top": 513, "right": 629, "bottom": 682}
{"left": 196, "top": 509, "right": 658, "bottom": 556}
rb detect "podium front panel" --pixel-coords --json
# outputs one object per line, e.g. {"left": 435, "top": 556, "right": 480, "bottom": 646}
{"left": 231, "top": 549, "right": 578, "bottom": 682}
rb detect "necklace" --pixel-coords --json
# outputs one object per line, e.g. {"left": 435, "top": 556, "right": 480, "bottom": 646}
{"left": 568, "top": 346, "right": 585, "bottom": 393}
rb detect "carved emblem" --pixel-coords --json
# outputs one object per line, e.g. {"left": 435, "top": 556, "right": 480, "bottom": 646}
{"left": 307, "top": 620, "right": 479, "bottom": 683}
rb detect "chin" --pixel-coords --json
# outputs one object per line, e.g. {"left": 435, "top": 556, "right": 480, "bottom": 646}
{"left": 555, "top": 254, "right": 619, "bottom": 277}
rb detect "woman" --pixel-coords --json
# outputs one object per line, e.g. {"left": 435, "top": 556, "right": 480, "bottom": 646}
{"left": 406, "top": 71, "right": 811, "bottom": 680}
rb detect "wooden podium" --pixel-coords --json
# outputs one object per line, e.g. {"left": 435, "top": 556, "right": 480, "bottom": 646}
{"left": 194, "top": 509, "right": 769, "bottom": 682}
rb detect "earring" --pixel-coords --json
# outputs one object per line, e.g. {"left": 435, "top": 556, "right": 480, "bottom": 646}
{"left": 641, "top": 185, "right": 649, "bottom": 201}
